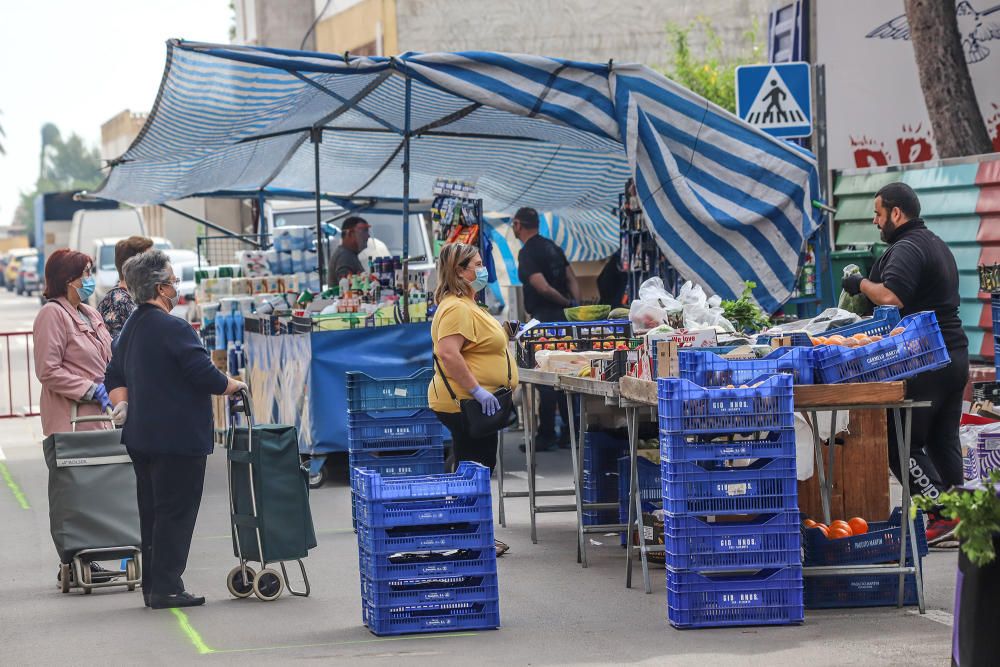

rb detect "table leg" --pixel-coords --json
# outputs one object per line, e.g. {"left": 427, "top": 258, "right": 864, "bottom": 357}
{"left": 526, "top": 384, "right": 538, "bottom": 544}
{"left": 893, "top": 407, "right": 925, "bottom": 613}
{"left": 826, "top": 409, "right": 838, "bottom": 516}
{"left": 808, "top": 410, "right": 832, "bottom": 525}
{"left": 625, "top": 406, "right": 638, "bottom": 589}
{"left": 566, "top": 391, "right": 585, "bottom": 566}
{"left": 497, "top": 410, "right": 506, "bottom": 528}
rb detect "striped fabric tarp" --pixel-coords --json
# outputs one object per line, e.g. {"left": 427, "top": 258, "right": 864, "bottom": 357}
{"left": 96, "top": 40, "right": 821, "bottom": 312}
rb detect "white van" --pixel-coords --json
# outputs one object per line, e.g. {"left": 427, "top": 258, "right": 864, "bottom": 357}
{"left": 68, "top": 208, "right": 146, "bottom": 255}
{"left": 93, "top": 236, "right": 173, "bottom": 303}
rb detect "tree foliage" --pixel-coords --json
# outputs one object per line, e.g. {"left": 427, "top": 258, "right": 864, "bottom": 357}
{"left": 12, "top": 123, "right": 104, "bottom": 235}
{"left": 660, "top": 17, "right": 763, "bottom": 114}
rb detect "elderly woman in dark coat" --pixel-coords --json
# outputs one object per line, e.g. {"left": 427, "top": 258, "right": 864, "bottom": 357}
{"left": 106, "top": 249, "right": 246, "bottom": 609}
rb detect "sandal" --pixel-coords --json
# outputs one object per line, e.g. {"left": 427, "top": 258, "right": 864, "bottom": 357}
{"left": 494, "top": 539, "right": 510, "bottom": 557}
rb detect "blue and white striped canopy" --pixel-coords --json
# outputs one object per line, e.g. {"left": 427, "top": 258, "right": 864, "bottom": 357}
{"left": 96, "top": 40, "right": 821, "bottom": 311}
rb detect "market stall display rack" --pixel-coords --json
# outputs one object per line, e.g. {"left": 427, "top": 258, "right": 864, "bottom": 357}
{"left": 657, "top": 374, "right": 803, "bottom": 628}
{"left": 346, "top": 370, "right": 444, "bottom": 527}
{"left": 618, "top": 178, "right": 676, "bottom": 301}
{"left": 515, "top": 320, "right": 632, "bottom": 369}
{"left": 353, "top": 463, "right": 500, "bottom": 636}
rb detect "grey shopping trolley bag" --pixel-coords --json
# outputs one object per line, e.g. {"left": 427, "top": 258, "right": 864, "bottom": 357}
{"left": 42, "top": 406, "right": 141, "bottom": 593}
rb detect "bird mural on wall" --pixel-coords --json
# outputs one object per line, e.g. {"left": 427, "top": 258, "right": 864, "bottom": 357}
{"left": 866, "top": 1, "right": 1000, "bottom": 63}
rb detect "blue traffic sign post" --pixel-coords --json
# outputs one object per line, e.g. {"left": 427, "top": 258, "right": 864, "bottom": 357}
{"left": 735, "top": 62, "right": 812, "bottom": 138}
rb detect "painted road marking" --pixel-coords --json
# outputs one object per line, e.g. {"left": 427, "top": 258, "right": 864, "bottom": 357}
{"left": 169, "top": 606, "right": 478, "bottom": 656}
{"left": 0, "top": 461, "right": 30, "bottom": 510}
{"left": 908, "top": 608, "right": 953, "bottom": 627}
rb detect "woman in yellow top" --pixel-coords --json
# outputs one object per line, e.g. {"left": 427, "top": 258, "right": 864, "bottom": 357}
{"left": 429, "top": 242, "right": 519, "bottom": 475}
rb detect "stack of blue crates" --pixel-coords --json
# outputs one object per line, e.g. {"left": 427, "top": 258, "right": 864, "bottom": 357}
{"left": 346, "top": 369, "right": 444, "bottom": 523}
{"left": 582, "top": 431, "right": 628, "bottom": 526}
{"left": 353, "top": 463, "right": 501, "bottom": 636}
{"left": 658, "top": 373, "right": 803, "bottom": 629}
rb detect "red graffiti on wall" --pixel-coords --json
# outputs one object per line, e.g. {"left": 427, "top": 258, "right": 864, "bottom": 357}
{"left": 989, "top": 103, "right": 1000, "bottom": 152}
{"left": 851, "top": 135, "right": 891, "bottom": 167}
{"left": 896, "top": 123, "right": 935, "bottom": 163}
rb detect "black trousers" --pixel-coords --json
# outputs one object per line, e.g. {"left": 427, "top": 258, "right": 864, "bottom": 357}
{"left": 886, "top": 346, "right": 969, "bottom": 500}
{"left": 128, "top": 449, "right": 207, "bottom": 597}
{"left": 537, "top": 386, "right": 570, "bottom": 439}
{"left": 434, "top": 411, "right": 499, "bottom": 473}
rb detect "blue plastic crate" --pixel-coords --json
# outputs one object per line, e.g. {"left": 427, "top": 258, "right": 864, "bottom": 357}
{"left": 348, "top": 409, "right": 444, "bottom": 451}
{"left": 812, "top": 311, "right": 950, "bottom": 384}
{"left": 350, "top": 447, "right": 446, "bottom": 478}
{"left": 803, "top": 571, "right": 919, "bottom": 609}
{"left": 363, "top": 599, "right": 500, "bottom": 636}
{"left": 352, "top": 461, "right": 490, "bottom": 503}
{"left": 756, "top": 307, "right": 901, "bottom": 348}
{"left": 360, "top": 573, "right": 499, "bottom": 608}
{"left": 617, "top": 456, "right": 662, "bottom": 523}
{"left": 802, "top": 508, "right": 928, "bottom": 566}
{"left": 357, "top": 520, "right": 495, "bottom": 555}
{"left": 358, "top": 546, "right": 496, "bottom": 580}
{"left": 346, "top": 368, "right": 434, "bottom": 412}
{"left": 657, "top": 374, "right": 794, "bottom": 434}
{"left": 663, "top": 512, "right": 802, "bottom": 572}
{"left": 661, "top": 458, "right": 798, "bottom": 516}
{"left": 666, "top": 567, "right": 804, "bottom": 629}
{"left": 992, "top": 294, "right": 1000, "bottom": 333}
{"left": 516, "top": 320, "right": 632, "bottom": 367}
{"left": 660, "top": 429, "right": 796, "bottom": 463}
{"left": 679, "top": 347, "right": 814, "bottom": 386}
{"left": 355, "top": 493, "right": 494, "bottom": 529}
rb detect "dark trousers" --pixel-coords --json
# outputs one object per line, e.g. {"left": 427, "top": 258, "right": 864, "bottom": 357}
{"left": 434, "top": 411, "right": 499, "bottom": 473}
{"left": 887, "top": 346, "right": 969, "bottom": 500}
{"left": 537, "top": 386, "right": 570, "bottom": 439}
{"left": 128, "top": 449, "right": 207, "bottom": 597}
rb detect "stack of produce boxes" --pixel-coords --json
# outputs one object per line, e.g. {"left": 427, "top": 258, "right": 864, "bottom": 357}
{"left": 346, "top": 369, "right": 445, "bottom": 524}
{"left": 658, "top": 373, "right": 803, "bottom": 629}
{"left": 582, "top": 431, "right": 629, "bottom": 527}
{"left": 354, "top": 463, "right": 501, "bottom": 635}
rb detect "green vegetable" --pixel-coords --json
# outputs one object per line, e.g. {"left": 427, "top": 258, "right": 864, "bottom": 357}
{"left": 913, "top": 469, "right": 1000, "bottom": 567}
{"left": 721, "top": 281, "right": 771, "bottom": 333}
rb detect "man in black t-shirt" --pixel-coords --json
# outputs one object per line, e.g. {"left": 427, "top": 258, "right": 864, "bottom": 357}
{"left": 514, "top": 207, "right": 581, "bottom": 449}
{"left": 841, "top": 182, "right": 968, "bottom": 544}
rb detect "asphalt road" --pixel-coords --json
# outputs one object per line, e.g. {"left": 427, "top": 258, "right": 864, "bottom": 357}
{"left": 0, "top": 287, "right": 959, "bottom": 664}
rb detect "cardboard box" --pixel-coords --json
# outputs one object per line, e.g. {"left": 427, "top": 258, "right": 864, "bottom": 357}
{"left": 646, "top": 328, "right": 719, "bottom": 349}
{"left": 211, "top": 349, "right": 228, "bottom": 372}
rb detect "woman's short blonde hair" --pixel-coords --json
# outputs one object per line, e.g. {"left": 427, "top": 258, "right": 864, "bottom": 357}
{"left": 434, "top": 242, "right": 479, "bottom": 303}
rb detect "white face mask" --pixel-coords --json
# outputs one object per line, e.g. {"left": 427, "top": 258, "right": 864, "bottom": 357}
{"left": 160, "top": 284, "right": 179, "bottom": 310}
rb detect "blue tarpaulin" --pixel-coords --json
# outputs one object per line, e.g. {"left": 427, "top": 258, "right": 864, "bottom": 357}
{"left": 95, "top": 40, "right": 821, "bottom": 312}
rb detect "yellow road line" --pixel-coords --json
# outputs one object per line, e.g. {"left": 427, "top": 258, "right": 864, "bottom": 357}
{"left": 170, "top": 609, "right": 215, "bottom": 655}
{"left": 0, "top": 461, "right": 30, "bottom": 510}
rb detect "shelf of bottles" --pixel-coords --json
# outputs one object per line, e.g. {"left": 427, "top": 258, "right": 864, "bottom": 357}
{"left": 619, "top": 178, "right": 676, "bottom": 301}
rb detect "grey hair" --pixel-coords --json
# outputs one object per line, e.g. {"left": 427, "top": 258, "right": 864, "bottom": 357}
{"left": 122, "top": 249, "right": 172, "bottom": 304}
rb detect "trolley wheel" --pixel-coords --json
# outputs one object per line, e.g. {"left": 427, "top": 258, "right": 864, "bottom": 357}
{"left": 79, "top": 562, "right": 92, "bottom": 594}
{"left": 253, "top": 568, "right": 283, "bottom": 601}
{"left": 126, "top": 559, "right": 138, "bottom": 592}
{"left": 226, "top": 565, "right": 257, "bottom": 599}
{"left": 308, "top": 467, "right": 326, "bottom": 489}
{"left": 59, "top": 564, "right": 71, "bottom": 594}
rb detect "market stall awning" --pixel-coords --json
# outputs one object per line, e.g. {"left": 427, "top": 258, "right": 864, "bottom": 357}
{"left": 95, "top": 40, "right": 821, "bottom": 312}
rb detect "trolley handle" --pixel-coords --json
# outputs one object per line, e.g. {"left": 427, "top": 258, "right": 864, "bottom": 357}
{"left": 69, "top": 403, "right": 115, "bottom": 432}
{"left": 229, "top": 387, "right": 255, "bottom": 427}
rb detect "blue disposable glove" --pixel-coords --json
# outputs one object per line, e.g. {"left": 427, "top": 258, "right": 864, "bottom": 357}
{"left": 92, "top": 383, "right": 112, "bottom": 412}
{"left": 471, "top": 386, "right": 501, "bottom": 416}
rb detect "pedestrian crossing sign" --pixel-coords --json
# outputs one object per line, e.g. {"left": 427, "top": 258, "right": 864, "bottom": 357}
{"left": 735, "top": 62, "right": 812, "bottom": 138}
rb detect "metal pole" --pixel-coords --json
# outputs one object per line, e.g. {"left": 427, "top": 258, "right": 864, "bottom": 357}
{"left": 311, "top": 127, "right": 325, "bottom": 287}
{"left": 257, "top": 191, "right": 267, "bottom": 248}
{"left": 400, "top": 75, "right": 412, "bottom": 323}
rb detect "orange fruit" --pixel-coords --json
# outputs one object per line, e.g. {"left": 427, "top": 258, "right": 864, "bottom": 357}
{"left": 852, "top": 333, "right": 868, "bottom": 340}
{"left": 848, "top": 517, "right": 868, "bottom": 535}
{"left": 802, "top": 518, "right": 817, "bottom": 528}
{"left": 816, "top": 525, "right": 830, "bottom": 538}
{"left": 829, "top": 527, "right": 852, "bottom": 539}
{"left": 889, "top": 327, "right": 905, "bottom": 336}
{"left": 830, "top": 519, "right": 852, "bottom": 533}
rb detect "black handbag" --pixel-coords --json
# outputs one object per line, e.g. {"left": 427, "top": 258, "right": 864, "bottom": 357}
{"left": 433, "top": 350, "right": 514, "bottom": 438}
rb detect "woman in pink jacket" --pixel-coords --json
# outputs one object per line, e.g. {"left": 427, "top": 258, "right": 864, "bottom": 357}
{"left": 33, "top": 249, "right": 115, "bottom": 435}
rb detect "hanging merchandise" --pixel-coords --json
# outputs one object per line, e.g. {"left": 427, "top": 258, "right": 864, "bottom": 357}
{"left": 619, "top": 178, "right": 673, "bottom": 302}
{"left": 429, "top": 178, "right": 491, "bottom": 305}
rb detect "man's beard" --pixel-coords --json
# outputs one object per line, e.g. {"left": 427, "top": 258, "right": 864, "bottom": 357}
{"left": 880, "top": 219, "right": 896, "bottom": 243}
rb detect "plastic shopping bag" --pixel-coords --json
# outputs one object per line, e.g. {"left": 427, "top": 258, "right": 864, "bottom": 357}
{"left": 838, "top": 263, "right": 871, "bottom": 315}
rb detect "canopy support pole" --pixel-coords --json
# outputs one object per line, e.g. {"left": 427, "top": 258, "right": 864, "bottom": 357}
{"left": 311, "top": 127, "right": 325, "bottom": 286}
{"left": 400, "top": 75, "right": 412, "bottom": 323}
{"left": 256, "top": 191, "right": 267, "bottom": 247}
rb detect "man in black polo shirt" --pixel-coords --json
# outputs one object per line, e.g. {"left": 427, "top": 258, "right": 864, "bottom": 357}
{"left": 514, "top": 207, "right": 581, "bottom": 450}
{"left": 841, "top": 182, "right": 968, "bottom": 544}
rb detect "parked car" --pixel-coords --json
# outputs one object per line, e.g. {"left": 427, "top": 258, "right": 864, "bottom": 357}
{"left": 16, "top": 255, "right": 40, "bottom": 296}
{"left": 5, "top": 249, "right": 38, "bottom": 292}
{"left": 164, "top": 248, "right": 199, "bottom": 304}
